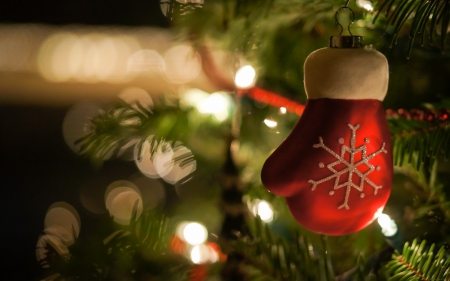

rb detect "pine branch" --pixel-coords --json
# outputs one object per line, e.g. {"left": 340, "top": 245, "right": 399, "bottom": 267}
{"left": 387, "top": 104, "right": 450, "bottom": 168}
{"left": 74, "top": 101, "right": 194, "bottom": 165}
{"left": 103, "top": 210, "right": 191, "bottom": 280}
{"left": 176, "top": 0, "right": 341, "bottom": 57}
{"left": 39, "top": 210, "right": 191, "bottom": 281}
{"left": 374, "top": 0, "right": 450, "bottom": 57}
{"left": 231, "top": 216, "right": 335, "bottom": 281}
{"left": 385, "top": 239, "right": 450, "bottom": 280}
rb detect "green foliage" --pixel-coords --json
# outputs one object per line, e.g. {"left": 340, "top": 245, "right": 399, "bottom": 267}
{"left": 374, "top": 0, "right": 450, "bottom": 57}
{"left": 388, "top": 102, "right": 450, "bottom": 168}
{"left": 74, "top": 98, "right": 229, "bottom": 165}
{"left": 385, "top": 239, "right": 450, "bottom": 281}
{"left": 232, "top": 216, "right": 336, "bottom": 281}
{"left": 38, "top": 210, "right": 191, "bottom": 281}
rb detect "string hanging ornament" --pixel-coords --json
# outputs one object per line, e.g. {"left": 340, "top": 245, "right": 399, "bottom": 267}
{"left": 261, "top": 2, "right": 393, "bottom": 236}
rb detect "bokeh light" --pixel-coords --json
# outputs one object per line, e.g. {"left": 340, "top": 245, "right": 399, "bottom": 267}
{"left": 0, "top": 24, "right": 35, "bottom": 72}
{"left": 356, "top": 0, "right": 374, "bottom": 11}
{"left": 177, "top": 222, "right": 208, "bottom": 246}
{"left": 37, "top": 32, "right": 140, "bottom": 83}
{"left": 161, "top": 145, "right": 197, "bottom": 184}
{"left": 44, "top": 202, "right": 81, "bottom": 242}
{"left": 190, "top": 244, "right": 218, "bottom": 264}
{"left": 250, "top": 200, "right": 274, "bottom": 223}
{"left": 36, "top": 234, "right": 70, "bottom": 267}
{"left": 196, "top": 92, "right": 230, "bottom": 121}
{"left": 134, "top": 137, "right": 196, "bottom": 184}
{"left": 127, "top": 49, "right": 165, "bottom": 74}
{"left": 264, "top": 118, "right": 277, "bottom": 128}
{"left": 105, "top": 180, "right": 143, "bottom": 225}
{"left": 180, "top": 88, "right": 210, "bottom": 108}
{"left": 118, "top": 87, "right": 154, "bottom": 113}
{"left": 163, "top": 44, "right": 202, "bottom": 84}
{"left": 234, "top": 65, "right": 256, "bottom": 89}
{"left": 37, "top": 202, "right": 80, "bottom": 266}
{"left": 134, "top": 136, "right": 164, "bottom": 178}
{"left": 62, "top": 101, "right": 102, "bottom": 154}
{"left": 279, "top": 107, "right": 287, "bottom": 114}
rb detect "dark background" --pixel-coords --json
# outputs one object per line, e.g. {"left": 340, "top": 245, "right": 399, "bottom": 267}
{"left": 0, "top": 1, "right": 168, "bottom": 279}
{"left": 0, "top": 0, "right": 169, "bottom": 26}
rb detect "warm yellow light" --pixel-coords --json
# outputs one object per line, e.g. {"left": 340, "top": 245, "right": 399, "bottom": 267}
{"left": 118, "top": 87, "right": 153, "bottom": 112}
{"left": 279, "top": 107, "right": 287, "bottom": 114}
{"left": 190, "top": 244, "right": 207, "bottom": 264}
{"left": 104, "top": 181, "right": 143, "bottom": 225}
{"left": 251, "top": 200, "right": 274, "bottom": 222}
{"left": 196, "top": 92, "right": 229, "bottom": 121}
{"left": 264, "top": 119, "right": 277, "bottom": 128}
{"left": 234, "top": 65, "right": 256, "bottom": 89}
{"left": 356, "top": 0, "right": 374, "bottom": 11}
{"left": 189, "top": 244, "right": 218, "bottom": 264}
{"left": 163, "top": 44, "right": 202, "bottom": 84}
{"left": 127, "top": 49, "right": 165, "bottom": 74}
{"left": 181, "top": 88, "right": 209, "bottom": 108}
{"left": 181, "top": 222, "right": 208, "bottom": 245}
{"left": 37, "top": 32, "right": 140, "bottom": 83}
{"left": 377, "top": 213, "right": 397, "bottom": 237}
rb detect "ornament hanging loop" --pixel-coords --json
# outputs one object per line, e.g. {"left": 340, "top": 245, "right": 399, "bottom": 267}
{"left": 335, "top": 6, "right": 355, "bottom": 36}
{"left": 330, "top": 0, "right": 362, "bottom": 48}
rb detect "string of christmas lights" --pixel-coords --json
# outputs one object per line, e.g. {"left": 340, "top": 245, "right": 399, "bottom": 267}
{"left": 242, "top": 87, "right": 450, "bottom": 122}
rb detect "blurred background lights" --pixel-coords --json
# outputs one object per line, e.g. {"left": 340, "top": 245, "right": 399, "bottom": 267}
{"left": 180, "top": 88, "right": 209, "bottom": 108}
{"left": 36, "top": 234, "right": 70, "bottom": 267}
{"left": 37, "top": 202, "right": 80, "bottom": 266}
{"left": 127, "top": 49, "right": 165, "bottom": 74}
{"left": 44, "top": 202, "right": 81, "bottom": 244}
{"left": 356, "top": 0, "right": 374, "bottom": 11}
{"left": 62, "top": 102, "right": 102, "bottom": 154}
{"left": 196, "top": 92, "right": 229, "bottom": 121}
{"left": 163, "top": 44, "right": 202, "bottom": 84}
{"left": 264, "top": 118, "right": 277, "bottom": 128}
{"left": 190, "top": 244, "right": 218, "bottom": 264}
{"left": 134, "top": 137, "right": 197, "bottom": 184}
{"left": 134, "top": 136, "right": 169, "bottom": 178}
{"left": 0, "top": 24, "right": 34, "bottom": 72}
{"left": 37, "top": 32, "right": 140, "bottom": 83}
{"left": 105, "top": 181, "right": 143, "bottom": 225}
{"left": 279, "top": 107, "right": 287, "bottom": 114}
{"left": 377, "top": 213, "right": 398, "bottom": 237}
{"left": 118, "top": 87, "right": 154, "bottom": 113}
{"left": 251, "top": 200, "right": 274, "bottom": 222}
{"left": 177, "top": 222, "right": 208, "bottom": 245}
{"left": 234, "top": 65, "right": 256, "bottom": 89}
{"left": 161, "top": 145, "right": 196, "bottom": 184}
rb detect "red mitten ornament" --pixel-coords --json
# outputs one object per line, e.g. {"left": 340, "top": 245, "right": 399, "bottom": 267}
{"left": 261, "top": 35, "right": 393, "bottom": 235}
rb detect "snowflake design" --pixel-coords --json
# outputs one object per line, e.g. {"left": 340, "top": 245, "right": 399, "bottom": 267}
{"left": 308, "top": 124, "right": 387, "bottom": 210}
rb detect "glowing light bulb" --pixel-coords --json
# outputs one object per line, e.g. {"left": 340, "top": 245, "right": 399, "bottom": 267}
{"left": 181, "top": 88, "right": 209, "bottom": 108}
{"left": 377, "top": 213, "right": 398, "bottom": 237}
{"left": 181, "top": 222, "right": 208, "bottom": 245}
{"left": 279, "top": 107, "right": 287, "bottom": 114}
{"left": 190, "top": 244, "right": 212, "bottom": 264}
{"left": 234, "top": 65, "right": 256, "bottom": 89}
{"left": 356, "top": 0, "right": 374, "bottom": 11}
{"left": 251, "top": 200, "right": 274, "bottom": 223}
{"left": 196, "top": 92, "right": 229, "bottom": 121}
{"left": 189, "top": 243, "right": 219, "bottom": 264}
{"left": 264, "top": 119, "right": 277, "bottom": 128}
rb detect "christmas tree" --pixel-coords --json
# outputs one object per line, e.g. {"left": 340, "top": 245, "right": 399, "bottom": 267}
{"left": 3, "top": 0, "right": 450, "bottom": 280}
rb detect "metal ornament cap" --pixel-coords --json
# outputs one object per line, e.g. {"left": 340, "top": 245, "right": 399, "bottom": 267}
{"left": 330, "top": 35, "right": 363, "bottom": 48}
